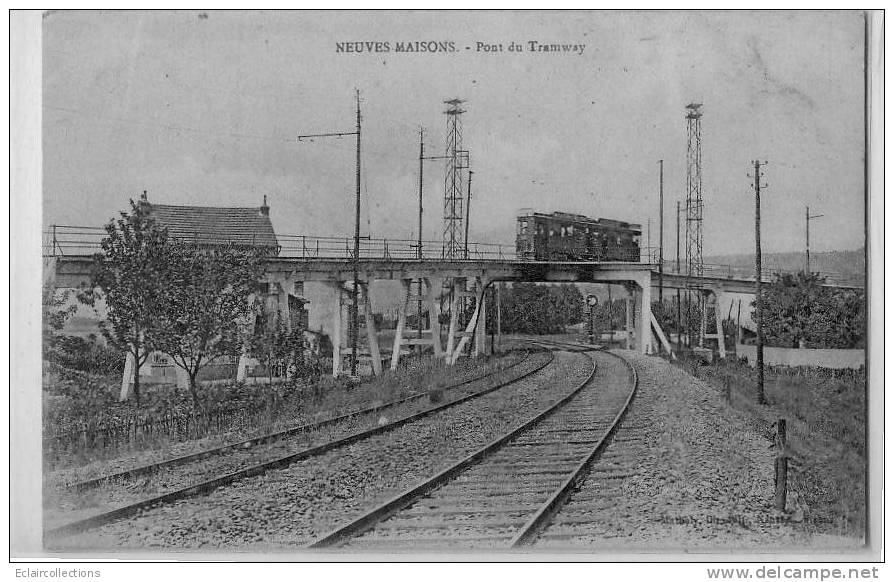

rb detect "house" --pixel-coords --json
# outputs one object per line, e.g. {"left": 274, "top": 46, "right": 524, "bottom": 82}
{"left": 138, "top": 191, "right": 280, "bottom": 254}
{"left": 121, "top": 193, "right": 312, "bottom": 397}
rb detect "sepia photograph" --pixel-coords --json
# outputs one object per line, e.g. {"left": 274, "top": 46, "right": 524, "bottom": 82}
{"left": 9, "top": 8, "right": 883, "bottom": 568}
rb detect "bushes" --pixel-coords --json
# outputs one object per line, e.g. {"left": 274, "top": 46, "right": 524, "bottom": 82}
{"left": 45, "top": 335, "right": 123, "bottom": 376}
{"left": 758, "top": 272, "right": 866, "bottom": 349}
{"left": 497, "top": 283, "right": 584, "bottom": 334}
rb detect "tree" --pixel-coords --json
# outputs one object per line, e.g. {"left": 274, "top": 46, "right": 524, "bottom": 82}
{"left": 248, "top": 302, "right": 305, "bottom": 386}
{"left": 756, "top": 272, "right": 866, "bottom": 349}
{"left": 43, "top": 282, "right": 77, "bottom": 352}
{"left": 80, "top": 200, "right": 170, "bottom": 404}
{"left": 155, "top": 243, "right": 263, "bottom": 406}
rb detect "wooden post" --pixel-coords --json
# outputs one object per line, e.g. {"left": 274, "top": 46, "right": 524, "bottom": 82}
{"left": 775, "top": 418, "right": 788, "bottom": 511}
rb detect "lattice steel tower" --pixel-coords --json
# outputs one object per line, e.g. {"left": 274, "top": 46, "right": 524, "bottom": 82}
{"left": 443, "top": 99, "right": 469, "bottom": 258}
{"left": 685, "top": 102, "right": 705, "bottom": 346}
{"left": 685, "top": 103, "right": 704, "bottom": 281}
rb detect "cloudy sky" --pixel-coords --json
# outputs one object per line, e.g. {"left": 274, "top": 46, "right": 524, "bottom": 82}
{"left": 43, "top": 10, "right": 866, "bottom": 256}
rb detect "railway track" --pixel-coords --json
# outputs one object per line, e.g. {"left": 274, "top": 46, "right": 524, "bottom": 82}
{"left": 307, "top": 348, "right": 637, "bottom": 550}
{"left": 63, "top": 349, "right": 537, "bottom": 493}
{"left": 45, "top": 349, "right": 555, "bottom": 542}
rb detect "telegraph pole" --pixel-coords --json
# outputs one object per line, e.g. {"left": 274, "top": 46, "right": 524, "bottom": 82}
{"left": 752, "top": 160, "right": 767, "bottom": 405}
{"left": 417, "top": 128, "right": 425, "bottom": 343}
{"left": 298, "top": 89, "right": 363, "bottom": 376}
{"left": 805, "top": 205, "right": 824, "bottom": 273}
{"left": 352, "top": 90, "right": 361, "bottom": 376}
{"left": 676, "top": 200, "right": 681, "bottom": 347}
{"left": 658, "top": 159, "right": 664, "bottom": 303}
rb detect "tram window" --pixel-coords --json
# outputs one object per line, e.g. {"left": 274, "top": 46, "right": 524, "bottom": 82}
{"left": 567, "top": 225, "right": 574, "bottom": 236}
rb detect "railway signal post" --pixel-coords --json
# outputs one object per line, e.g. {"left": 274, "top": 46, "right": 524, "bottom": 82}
{"left": 586, "top": 294, "right": 598, "bottom": 344}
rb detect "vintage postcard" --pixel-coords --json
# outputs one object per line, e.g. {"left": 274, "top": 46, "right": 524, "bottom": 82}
{"left": 10, "top": 8, "right": 884, "bottom": 571}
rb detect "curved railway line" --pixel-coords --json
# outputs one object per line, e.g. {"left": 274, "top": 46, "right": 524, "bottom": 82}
{"left": 307, "top": 347, "right": 638, "bottom": 550}
{"left": 45, "top": 348, "right": 555, "bottom": 542}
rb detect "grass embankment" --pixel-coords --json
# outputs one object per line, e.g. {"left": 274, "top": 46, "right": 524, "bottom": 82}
{"left": 675, "top": 355, "right": 865, "bottom": 540}
{"left": 43, "top": 351, "right": 524, "bottom": 472}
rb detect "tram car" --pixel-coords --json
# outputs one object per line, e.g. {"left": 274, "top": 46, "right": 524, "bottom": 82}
{"left": 516, "top": 210, "right": 642, "bottom": 262}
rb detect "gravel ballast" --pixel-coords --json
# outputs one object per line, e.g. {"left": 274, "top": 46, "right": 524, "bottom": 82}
{"left": 536, "top": 350, "right": 853, "bottom": 552}
{"left": 50, "top": 350, "right": 594, "bottom": 550}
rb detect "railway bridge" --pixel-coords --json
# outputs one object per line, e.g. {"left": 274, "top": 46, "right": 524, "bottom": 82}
{"left": 44, "top": 229, "right": 863, "bottom": 377}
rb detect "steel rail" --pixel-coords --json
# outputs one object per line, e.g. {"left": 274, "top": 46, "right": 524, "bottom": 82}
{"left": 508, "top": 349, "right": 638, "bottom": 546}
{"left": 45, "top": 350, "right": 555, "bottom": 541}
{"left": 67, "top": 350, "right": 536, "bottom": 492}
{"left": 305, "top": 349, "right": 600, "bottom": 549}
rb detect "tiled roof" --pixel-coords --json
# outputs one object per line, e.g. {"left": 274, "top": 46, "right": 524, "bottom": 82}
{"left": 146, "top": 203, "right": 279, "bottom": 250}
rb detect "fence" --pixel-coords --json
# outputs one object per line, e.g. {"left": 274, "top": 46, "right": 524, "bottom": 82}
{"left": 43, "top": 398, "right": 282, "bottom": 466}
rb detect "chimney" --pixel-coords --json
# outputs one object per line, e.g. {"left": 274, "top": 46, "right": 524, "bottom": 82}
{"left": 260, "top": 195, "right": 270, "bottom": 217}
{"left": 137, "top": 190, "right": 150, "bottom": 212}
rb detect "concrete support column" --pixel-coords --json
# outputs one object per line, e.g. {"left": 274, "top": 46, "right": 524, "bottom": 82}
{"left": 390, "top": 279, "right": 411, "bottom": 371}
{"left": 635, "top": 275, "right": 653, "bottom": 355}
{"left": 625, "top": 297, "right": 634, "bottom": 350}
{"left": 425, "top": 277, "right": 444, "bottom": 359}
{"left": 474, "top": 279, "right": 487, "bottom": 357}
{"left": 450, "top": 279, "right": 487, "bottom": 365}
{"left": 714, "top": 294, "right": 727, "bottom": 359}
{"left": 445, "top": 278, "right": 463, "bottom": 359}
{"left": 699, "top": 292, "right": 708, "bottom": 348}
{"left": 331, "top": 285, "right": 343, "bottom": 378}
{"left": 362, "top": 284, "right": 382, "bottom": 375}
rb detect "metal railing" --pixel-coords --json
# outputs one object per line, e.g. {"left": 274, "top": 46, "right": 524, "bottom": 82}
{"left": 42, "top": 225, "right": 862, "bottom": 287}
{"left": 276, "top": 234, "right": 515, "bottom": 261}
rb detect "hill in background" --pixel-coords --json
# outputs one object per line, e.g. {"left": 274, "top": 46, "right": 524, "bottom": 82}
{"left": 702, "top": 248, "right": 865, "bottom": 279}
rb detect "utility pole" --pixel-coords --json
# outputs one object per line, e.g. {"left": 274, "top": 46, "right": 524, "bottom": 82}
{"left": 658, "top": 159, "right": 664, "bottom": 303}
{"left": 298, "top": 89, "right": 363, "bottom": 376}
{"left": 417, "top": 128, "right": 425, "bottom": 343}
{"left": 352, "top": 90, "right": 361, "bottom": 376}
{"left": 805, "top": 205, "right": 824, "bottom": 273}
{"left": 464, "top": 171, "right": 473, "bottom": 259}
{"left": 752, "top": 160, "right": 768, "bottom": 405}
{"left": 676, "top": 199, "right": 681, "bottom": 347}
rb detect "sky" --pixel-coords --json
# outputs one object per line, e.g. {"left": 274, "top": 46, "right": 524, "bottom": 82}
{"left": 42, "top": 10, "right": 866, "bottom": 257}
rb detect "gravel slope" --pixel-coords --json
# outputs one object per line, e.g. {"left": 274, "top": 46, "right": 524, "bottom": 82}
{"left": 50, "top": 350, "right": 594, "bottom": 551}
